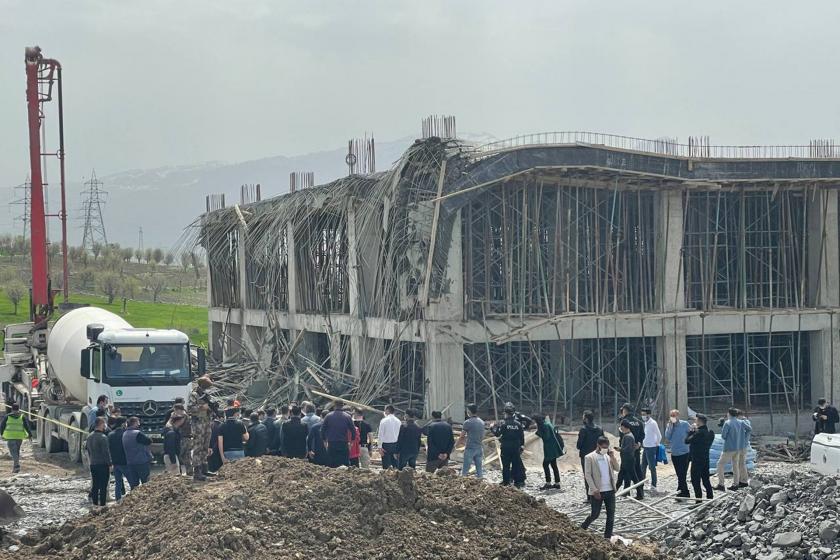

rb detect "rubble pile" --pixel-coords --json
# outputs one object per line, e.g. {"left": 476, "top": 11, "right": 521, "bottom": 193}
{"left": 1, "top": 457, "right": 661, "bottom": 560}
{"left": 662, "top": 470, "right": 840, "bottom": 560}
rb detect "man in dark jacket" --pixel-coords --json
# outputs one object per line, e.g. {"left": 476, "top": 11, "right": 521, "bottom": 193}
{"left": 423, "top": 410, "right": 455, "bottom": 473}
{"left": 618, "top": 403, "right": 645, "bottom": 482}
{"left": 107, "top": 416, "right": 128, "bottom": 500}
{"left": 280, "top": 406, "right": 308, "bottom": 459}
{"left": 85, "top": 417, "right": 111, "bottom": 506}
{"left": 576, "top": 410, "right": 605, "bottom": 500}
{"left": 307, "top": 410, "right": 328, "bottom": 466}
{"left": 122, "top": 416, "right": 153, "bottom": 488}
{"left": 320, "top": 401, "right": 355, "bottom": 467}
{"left": 814, "top": 399, "right": 840, "bottom": 435}
{"left": 615, "top": 420, "right": 643, "bottom": 499}
{"left": 492, "top": 404, "right": 526, "bottom": 488}
{"left": 208, "top": 412, "right": 224, "bottom": 473}
{"left": 263, "top": 407, "right": 280, "bottom": 454}
{"left": 245, "top": 412, "right": 268, "bottom": 457}
{"left": 397, "top": 409, "right": 423, "bottom": 470}
{"left": 685, "top": 413, "right": 715, "bottom": 501}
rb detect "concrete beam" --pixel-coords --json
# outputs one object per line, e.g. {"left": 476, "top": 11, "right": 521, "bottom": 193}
{"left": 209, "top": 306, "right": 840, "bottom": 344}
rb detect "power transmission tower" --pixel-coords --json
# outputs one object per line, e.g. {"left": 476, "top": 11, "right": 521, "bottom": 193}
{"left": 80, "top": 169, "right": 108, "bottom": 252}
{"left": 138, "top": 226, "right": 144, "bottom": 251}
{"left": 10, "top": 177, "right": 31, "bottom": 239}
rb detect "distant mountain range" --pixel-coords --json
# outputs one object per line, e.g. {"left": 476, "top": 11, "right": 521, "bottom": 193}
{"left": 54, "top": 133, "right": 496, "bottom": 251}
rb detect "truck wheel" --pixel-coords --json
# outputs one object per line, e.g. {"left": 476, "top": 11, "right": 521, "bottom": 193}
{"left": 36, "top": 416, "right": 46, "bottom": 449}
{"left": 67, "top": 420, "right": 82, "bottom": 463}
{"left": 45, "top": 416, "right": 62, "bottom": 454}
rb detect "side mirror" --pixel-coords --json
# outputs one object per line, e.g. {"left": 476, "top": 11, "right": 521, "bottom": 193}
{"left": 80, "top": 348, "right": 91, "bottom": 378}
{"left": 196, "top": 347, "right": 206, "bottom": 376}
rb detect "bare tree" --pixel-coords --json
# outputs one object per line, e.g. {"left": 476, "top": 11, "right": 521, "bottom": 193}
{"left": 164, "top": 252, "right": 174, "bottom": 266}
{"left": 97, "top": 272, "right": 120, "bottom": 304}
{"left": 180, "top": 252, "right": 190, "bottom": 273}
{"left": 121, "top": 247, "right": 134, "bottom": 263}
{"left": 77, "top": 268, "right": 95, "bottom": 291}
{"left": 119, "top": 276, "right": 139, "bottom": 313}
{"left": 91, "top": 242, "right": 103, "bottom": 262}
{"left": 152, "top": 248, "right": 164, "bottom": 266}
{"left": 5, "top": 283, "right": 25, "bottom": 315}
{"left": 144, "top": 248, "right": 153, "bottom": 264}
{"left": 134, "top": 248, "right": 143, "bottom": 263}
{"left": 145, "top": 273, "right": 166, "bottom": 303}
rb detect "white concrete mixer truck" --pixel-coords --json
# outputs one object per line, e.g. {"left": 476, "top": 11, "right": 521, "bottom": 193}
{"left": 0, "top": 306, "right": 206, "bottom": 464}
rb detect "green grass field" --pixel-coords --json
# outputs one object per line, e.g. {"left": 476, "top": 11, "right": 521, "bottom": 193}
{"left": 0, "top": 291, "right": 208, "bottom": 347}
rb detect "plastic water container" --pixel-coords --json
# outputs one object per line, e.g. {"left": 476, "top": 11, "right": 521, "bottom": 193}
{"left": 708, "top": 434, "right": 756, "bottom": 474}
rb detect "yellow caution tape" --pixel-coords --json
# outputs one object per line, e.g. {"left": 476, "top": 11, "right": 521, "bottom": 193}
{"left": 1, "top": 402, "right": 88, "bottom": 434}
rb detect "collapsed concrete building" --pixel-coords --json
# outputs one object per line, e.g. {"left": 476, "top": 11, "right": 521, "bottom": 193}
{"left": 200, "top": 132, "right": 840, "bottom": 433}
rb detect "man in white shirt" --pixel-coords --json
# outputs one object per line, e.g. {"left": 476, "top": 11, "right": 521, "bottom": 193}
{"left": 581, "top": 436, "right": 619, "bottom": 539}
{"left": 639, "top": 407, "right": 662, "bottom": 493}
{"left": 377, "top": 405, "right": 401, "bottom": 469}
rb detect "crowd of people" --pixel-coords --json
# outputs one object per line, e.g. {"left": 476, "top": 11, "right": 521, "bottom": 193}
{"left": 4, "top": 378, "right": 834, "bottom": 541}
{"left": 576, "top": 403, "right": 757, "bottom": 539}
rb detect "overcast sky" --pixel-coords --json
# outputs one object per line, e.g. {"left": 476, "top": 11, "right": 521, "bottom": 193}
{"left": 2, "top": 1, "right": 840, "bottom": 231}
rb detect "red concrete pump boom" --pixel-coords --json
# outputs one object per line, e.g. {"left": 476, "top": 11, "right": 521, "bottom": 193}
{"left": 24, "top": 46, "right": 69, "bottom": 323}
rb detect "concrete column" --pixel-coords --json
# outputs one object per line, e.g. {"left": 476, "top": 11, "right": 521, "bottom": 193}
{"left": 350, "top": 337, "right": 385, "bottom": 380}
{"left": 656, "top": 189, "right": 685, "bottom": 312}
{"left": 209, "top": 321, "right": 224, "bottom": 362}
{"left": 808, "top": 189, "right": 840, "bottom": 308}
{"left": 810, "top": 326, "right": 840, "bottom": 407}
{"left": 286, "top": 222, "right": 297, "bottom": 316}
{"left": 425, "top": 342, "right": 465, "bottom": 422}
{"left": 656, "top": 319, "right": 688, "bottom": 418}
{"left": 237, "top": 226, "right": 248, "bottom": 310}
{"left": 426, "top": 210, "right": 464, "bottom": 321}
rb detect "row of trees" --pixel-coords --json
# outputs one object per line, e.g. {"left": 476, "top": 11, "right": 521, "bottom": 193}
{"left": 0, "top": 235, "right": 206, "bottom": 313}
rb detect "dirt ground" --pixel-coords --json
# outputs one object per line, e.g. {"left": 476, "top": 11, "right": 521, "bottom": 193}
{"left": 0, "top": 456, "right": 665, "bottom": 560}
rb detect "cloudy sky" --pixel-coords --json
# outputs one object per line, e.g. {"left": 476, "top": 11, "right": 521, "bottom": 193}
{"left": 2, "top": 1, "right": 840, "bottom": 232}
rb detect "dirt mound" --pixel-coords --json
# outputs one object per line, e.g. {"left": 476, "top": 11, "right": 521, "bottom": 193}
{"left": 2, "top": 458, "right": 661, "bottom": 560}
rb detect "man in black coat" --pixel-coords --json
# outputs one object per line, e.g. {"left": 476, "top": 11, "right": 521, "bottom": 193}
{"left": 576, "top": 410, "right": 605, "bottom": 500}
{"left": 618, "top": 403, "right": 645, "bottom": 482}
{"left": 263, "top": 407, "right": 280, "bottom": 455}
{"left": 423, "top": 410, "right": 454, "bottom": 473}
{"left": 396, "top": 409, "right": 423, "bottom": 470}
{"left": 281, "top": 405, "right": 310, "bottom": 459}
{"left": 814, "top": 399, "right": 840, "bottom": 435}
{"left": 685, "top": 413, "right": 715, "bottom": 501}
{"left": 245, "top": 412, "right": 268, "bottom": 457}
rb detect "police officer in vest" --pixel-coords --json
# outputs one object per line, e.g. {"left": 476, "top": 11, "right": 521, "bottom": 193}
{"left": 1, "top": 404, "right": 33, "bottom": 473}
{"left": 492, "top": 403, "right": 526, "bottom": 488}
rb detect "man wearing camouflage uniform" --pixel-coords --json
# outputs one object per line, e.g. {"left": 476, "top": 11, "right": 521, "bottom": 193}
{"left": 188, "top": 375, "right": 214, "bottom": 481}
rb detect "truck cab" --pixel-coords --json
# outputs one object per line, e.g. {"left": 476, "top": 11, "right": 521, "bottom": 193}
{"left": 81, "top": 325, "right": 203, "bottom": 443}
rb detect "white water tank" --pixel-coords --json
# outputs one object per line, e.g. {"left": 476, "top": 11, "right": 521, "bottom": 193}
{"left": 811, "top": 433, "right": 840, "bottom": 476}
{"left": 46, "top": 307, "right": 131, "bottom": 402}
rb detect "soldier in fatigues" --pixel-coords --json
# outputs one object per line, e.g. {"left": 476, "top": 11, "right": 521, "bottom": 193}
{"left": 175, "top": 404, "right": 192, "bottom": 475}
{"left": 188, "top": 375, "right": 214, "bottom": 481}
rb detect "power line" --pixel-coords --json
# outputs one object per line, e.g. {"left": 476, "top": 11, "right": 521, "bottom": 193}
{"left": 80, "top": 169, "right": 108, "bottom": 251}
{"left": 10, "top": 178, "right": 31, "bottom": 239}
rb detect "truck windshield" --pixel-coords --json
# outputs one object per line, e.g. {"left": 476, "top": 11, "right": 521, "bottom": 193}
{"left": 103, "top": 344, "right": 190, "bottom": 386}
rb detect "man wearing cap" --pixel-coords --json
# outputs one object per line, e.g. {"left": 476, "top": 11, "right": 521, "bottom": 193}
{"left": 491, "top": 403, "right": 526, "bottom": 488}
{"left": 188, "top": 375, "right": 215, "bottom": 481}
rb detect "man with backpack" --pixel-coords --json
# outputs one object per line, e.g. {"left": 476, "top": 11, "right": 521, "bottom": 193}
{"left": 576, "top": 410, "right": 604, "bottom": 501}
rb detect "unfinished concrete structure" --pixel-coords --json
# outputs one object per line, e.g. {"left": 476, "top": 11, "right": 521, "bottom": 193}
{"left": 200, "top": 132, "right": 840, "bottom": 432}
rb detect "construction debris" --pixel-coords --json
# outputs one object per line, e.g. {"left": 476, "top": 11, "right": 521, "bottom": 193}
{"left": 2, "top": 458, "right": 663, "bottom": 560}
{"left": 758, "top": 440, "right": 812, "bottom": 463}
{"left": 661, "top": 469, "right": 840, "bottom": 560}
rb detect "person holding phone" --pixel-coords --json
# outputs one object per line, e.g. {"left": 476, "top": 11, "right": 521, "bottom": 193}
{"left": 581, "top": 436, "right": 619, "bottom": 539}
